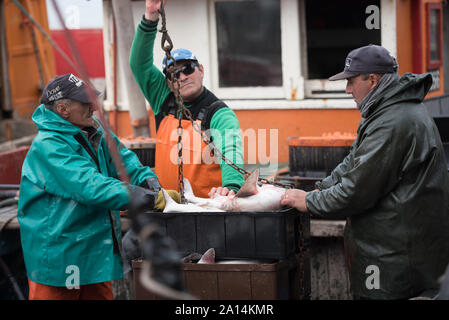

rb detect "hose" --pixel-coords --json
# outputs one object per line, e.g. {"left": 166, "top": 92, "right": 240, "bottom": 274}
{"left": 0, "top": 257, "right": 25, "bottom": 300}
{"left": 0, "top": 191, "right": 18, "bottom": 199}
{"left": 0, "top": 185, "right": 20, "bottom": 190}
{"left": 0, "top": 198, "right": 18, "bottom": 208}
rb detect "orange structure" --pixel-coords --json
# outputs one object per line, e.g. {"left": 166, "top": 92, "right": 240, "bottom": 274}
{"left": 1, "top": 0, "right": 55, "bottom": 119}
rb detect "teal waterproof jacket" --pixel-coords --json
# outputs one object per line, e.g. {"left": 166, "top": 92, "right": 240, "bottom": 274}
{"left": 18, "top": 105, "right": 156, "bottom": 286}
{"left": 306, "top": 73, "right": 449, "bottom": 299}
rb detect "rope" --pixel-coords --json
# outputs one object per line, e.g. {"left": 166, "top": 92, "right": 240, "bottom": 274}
{"left": 49, "top": 0, "right": 131, "bottom": 184}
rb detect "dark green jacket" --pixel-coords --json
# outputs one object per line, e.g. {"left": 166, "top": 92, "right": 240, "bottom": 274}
{"left": 129, "top": 16, "right": 244, "bottom": 191}
{"left": 306, "top": 73, "right": 449, "bottom": 299}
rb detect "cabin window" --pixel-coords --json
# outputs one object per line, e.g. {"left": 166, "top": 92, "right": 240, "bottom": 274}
{"left": 209, "top": 0, "right": 297, "bottom": 100}
{"left": 427, "top": 3, "right": 443, "bottom": 70}
{"left": 303, "top": 0, "right": 381, "bottom": 97}
{"left": 215, "top": 0, "right": 282, "bottom": 87}
{"left": 210, "top": 0, "right": 390, "bottom": 102}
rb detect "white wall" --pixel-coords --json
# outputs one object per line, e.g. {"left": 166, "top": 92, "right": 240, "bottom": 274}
{"left": 131, "top": 0, "right": 212, "bottom": 88}
{"left": 46, "top": 0, "right": 103, "bottom": 30}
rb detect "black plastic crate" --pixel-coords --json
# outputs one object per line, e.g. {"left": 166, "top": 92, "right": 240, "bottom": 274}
{"left": 141, "top": 207, "right": 309, "bottom": 260}
{"left": 122, "top": 141, "right": 155, "bottom": 168}
{"left": 289, "top": 145, "right": 350, "bottom": 177}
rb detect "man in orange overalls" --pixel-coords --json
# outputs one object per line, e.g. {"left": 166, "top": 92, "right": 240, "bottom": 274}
{"left": 129, "top": 0, "right": 245, "bottom": 199}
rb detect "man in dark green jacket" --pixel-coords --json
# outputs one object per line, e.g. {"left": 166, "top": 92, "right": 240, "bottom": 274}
{"left": 129, "top": 0, "right": 244, "bottom": 199}
{"left": 282, "top": 45, "right": 449, "bottom": 299}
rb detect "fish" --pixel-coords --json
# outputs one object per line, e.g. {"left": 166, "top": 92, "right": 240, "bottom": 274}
{"left": 216, "top": 259, "right": 267, "bottom": 265}
{"left": 197, "top": 248, "right": 215, "bottom": 264}
{"left": 162, "top": 169, "right": 286, "bottom": 213}
{"left": 196, "top": 247, "right": 268, "bottom": 265}
{"left": 197, "top": 248, "right": 266, "bottom": 264}
{"left": 161, "top": 188, "right": 224, "bottom": 213}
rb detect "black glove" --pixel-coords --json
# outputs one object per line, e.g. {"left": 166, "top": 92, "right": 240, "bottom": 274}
{"left": 126, "top": 185, "right": 185, "bottom": 293}
{"left": 142, "top": 177, "right": 162, "bottom": 192}
{"left": 127, "top": 186, "right": 158, "bottom": 230}
{"left": 131, "top": 186, "right": 158, "bottom": 209}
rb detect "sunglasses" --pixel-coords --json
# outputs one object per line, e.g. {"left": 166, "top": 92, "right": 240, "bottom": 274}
{"left": 165, "top": 62, "right": 198, "bottom": 81}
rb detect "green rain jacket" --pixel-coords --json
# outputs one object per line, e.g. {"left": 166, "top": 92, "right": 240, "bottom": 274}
{"left": 18, "top": 105, "right": 156, "bottom": 286}
{"left": 306, "top": 73, "right": 449, "bottom": 299}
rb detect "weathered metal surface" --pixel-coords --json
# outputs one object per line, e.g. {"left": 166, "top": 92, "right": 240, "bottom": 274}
{"left": 0, "top": 146, "right": 29, "bottom": 185}
{"left": 310, "top": 237, "right": 352, "bottom": 300}
{"left": 310, "top": 220, "right": 345, "bottom": 237}
{"left": 111, "top": 272, "right": 134, "bottom": 300}
{"left": 0, "top": 205, "right": 19, "bottom": 231}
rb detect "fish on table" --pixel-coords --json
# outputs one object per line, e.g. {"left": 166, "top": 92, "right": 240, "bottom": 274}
{"left": 162, "top": 169, "right": 287, "bottom": 213}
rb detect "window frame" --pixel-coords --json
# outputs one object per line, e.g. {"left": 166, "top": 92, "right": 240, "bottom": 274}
{"left": 208, "top": 0, "right": 304, "bottom": 100}
{"left": 426, "top": 2, "right": 443, "bottom": 70}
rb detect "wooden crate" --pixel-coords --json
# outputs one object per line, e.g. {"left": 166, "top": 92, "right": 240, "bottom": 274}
{"left": 132, "top": 253, "right": 310, "bottom": 300}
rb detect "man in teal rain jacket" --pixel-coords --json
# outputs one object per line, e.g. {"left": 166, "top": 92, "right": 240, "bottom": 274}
{"left": 18, "top": 73, "right": 163, "bottom": 300}
{"left": 282, "top": 45, "right": 449, "bottom": 299}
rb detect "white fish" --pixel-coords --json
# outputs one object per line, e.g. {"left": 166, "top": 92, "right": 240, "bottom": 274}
{"left": 196, "top": 247, "right": 266, "bottom": 265}
{"left": 217, "top": 260, "right": 266, "bottom": 265}
{"left": 197, "top": 248, "right": 215, "bottom": 264}
{"left": 162, "top": 169, "right": 286, "bottom": 213}
{"left": 161, "top": 188, "right": 224, "bottom": 213}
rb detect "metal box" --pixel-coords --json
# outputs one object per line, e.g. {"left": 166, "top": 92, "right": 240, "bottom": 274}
{"left": 288, "top": 134, "right": 356, "bottom": 177}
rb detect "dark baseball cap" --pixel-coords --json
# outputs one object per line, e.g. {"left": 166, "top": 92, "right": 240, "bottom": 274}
{"left": 329, "top": 45, "right": 398, "bottom": 81}
{"left": 41, "top": 73, "right": 101, "bottom": 105}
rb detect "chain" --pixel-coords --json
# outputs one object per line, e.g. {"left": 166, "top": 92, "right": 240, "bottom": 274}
{"left": 158, "top": 3, "right": 186, "bottom": 203}
{"left": 298, "top": 213, "right": 306, "bottom": 299}
{"left": 182, "top": 108, "right": 294, "bottom": 189}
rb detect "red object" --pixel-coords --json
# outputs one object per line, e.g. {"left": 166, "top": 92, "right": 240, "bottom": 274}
{"left": 412, "top": 0, "right": 424, "bottom": 73}
{"left": 0, "top": 146, "right": 30, "bottom": 184}
{"left": 288, "top": 132, "right": 356, "bottom": 147}
{"left": 426, "top": 2, "right": 443, "bottom": 70}
{"left": 51, "top": 29, "right": 105, "bottom": 78}
{"left": 28, "top": 279, "right": 113, "bottom": 300}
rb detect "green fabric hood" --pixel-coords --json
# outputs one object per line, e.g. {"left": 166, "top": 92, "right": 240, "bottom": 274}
{"left": 32, "top": 104, "right": 82, "bottom": 134}
{"left": 370, "top": 73, "right": 433, "bottom": 114}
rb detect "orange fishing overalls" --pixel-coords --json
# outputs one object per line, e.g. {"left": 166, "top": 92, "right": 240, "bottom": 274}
{"left": 154, "top": 110, "right": 222, "bottom": 198}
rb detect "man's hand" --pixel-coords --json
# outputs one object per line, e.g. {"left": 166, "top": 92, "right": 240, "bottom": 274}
{"left": 208, "top": 186, "right": 235, "bottom": 198}
{"left": 280, "top": 188, "right": 309, "bottom": 212}
{"left": 145, "top": 0, "right": 166, "bottom": 21}
{"left": 129, "top": 186, "right": 158, "bottom": 213}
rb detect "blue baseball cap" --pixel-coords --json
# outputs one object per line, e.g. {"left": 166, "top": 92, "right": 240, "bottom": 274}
{"left": 162, "top": 48, "right": 198, "bottom": 72}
